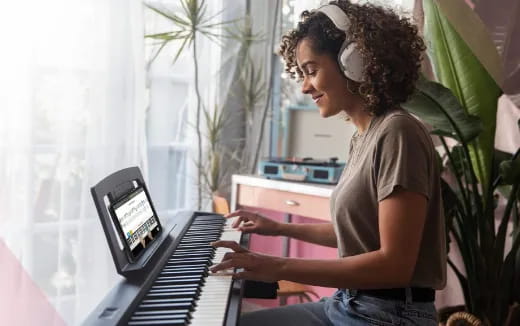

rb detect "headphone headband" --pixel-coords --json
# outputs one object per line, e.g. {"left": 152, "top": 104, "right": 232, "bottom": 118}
{"left": 317, "top": 4, "right": 351, "bottom": 32}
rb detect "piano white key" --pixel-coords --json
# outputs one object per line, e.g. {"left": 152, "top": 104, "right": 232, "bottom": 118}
{"left": 189, "top": 276, "right": 233, "bottom": 326}
{"left": 189, "top": 217, "right": 242, "bottom": 325}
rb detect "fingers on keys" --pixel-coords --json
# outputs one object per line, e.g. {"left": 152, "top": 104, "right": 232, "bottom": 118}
{"left": 210, "top": 240, "right": 246, "bottom": 253}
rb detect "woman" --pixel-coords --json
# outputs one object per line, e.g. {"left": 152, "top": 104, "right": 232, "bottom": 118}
{"left": 210, "top": 1, "right": 446, "bottom": 325}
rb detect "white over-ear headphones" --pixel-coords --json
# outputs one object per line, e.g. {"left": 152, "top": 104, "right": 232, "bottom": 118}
{"left": 317, "top": 4, "right": 364, "bottom": 82}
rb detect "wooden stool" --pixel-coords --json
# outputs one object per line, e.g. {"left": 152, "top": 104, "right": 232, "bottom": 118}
{"left": 212, "top": 194, "right": 230, "bottom": 215}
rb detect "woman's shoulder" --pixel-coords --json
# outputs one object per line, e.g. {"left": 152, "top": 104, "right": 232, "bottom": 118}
{"left": 377, "top": 108, "right": 430, "bottom": 138}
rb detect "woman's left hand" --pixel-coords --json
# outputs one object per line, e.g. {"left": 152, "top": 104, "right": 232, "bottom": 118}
{"left": 209, "top": 240, "right": 284, "bottom": 282}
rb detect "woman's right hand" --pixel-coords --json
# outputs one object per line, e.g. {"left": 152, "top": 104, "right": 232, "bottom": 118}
{"left": 225, "top": 210, "right": 282, "bottom": 236}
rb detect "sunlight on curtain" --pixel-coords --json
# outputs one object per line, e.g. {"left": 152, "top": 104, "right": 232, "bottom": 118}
{"left": 0, "top": 0, "right": 147, "bottom": 324}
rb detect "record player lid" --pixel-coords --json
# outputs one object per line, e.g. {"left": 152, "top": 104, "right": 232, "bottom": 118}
{"left": 264, "top": 157, "right": 342, "bottom": 167}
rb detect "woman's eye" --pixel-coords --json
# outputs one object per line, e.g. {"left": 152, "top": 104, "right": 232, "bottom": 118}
{"left": 307, "top": 70, "right": 316, "bottom": 76}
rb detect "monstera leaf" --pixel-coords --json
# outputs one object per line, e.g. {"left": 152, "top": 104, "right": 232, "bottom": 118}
{"left": 403, "top": 77, "right": 482, "bottom": 143}
{"left": 423, "top": 0, "right": 502, "bottom": 191}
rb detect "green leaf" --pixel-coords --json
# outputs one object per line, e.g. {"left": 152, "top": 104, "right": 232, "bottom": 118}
{"left": 448, "top": 258, "right": 473, "bottom": 311}
{"left": 499, "top": 156, "right": 520, "bottom": 185}
{"left": 145, "top": 0, "right": 236, "bottom": 66}
{"left": 403, "top": 78, "right": 482, "bottom": 143}
{"left": 441, "top": 178, "right": 459, "bottom": 250}
{"left": 434, "top": 0, "right": 503, "bottom": 85}
{"left": 514, "top": 216, "right": 520, "bottom": 302}
{"left": 145, "top": 4, "right": 189, "bottom": 27}
{"left": 449, "top": 146, "right": 467, "bottom": 177}
{"left": 423, "top": 0, "right": 502, "bottom": 191}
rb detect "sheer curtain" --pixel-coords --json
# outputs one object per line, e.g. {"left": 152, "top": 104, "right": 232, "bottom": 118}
{"left": 0, "top": 0, "right": 147, "bottom": 325}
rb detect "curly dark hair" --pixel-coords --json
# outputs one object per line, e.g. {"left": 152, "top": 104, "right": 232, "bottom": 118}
{"left": 278, "top": 0, "right": 426, "bottom": 116}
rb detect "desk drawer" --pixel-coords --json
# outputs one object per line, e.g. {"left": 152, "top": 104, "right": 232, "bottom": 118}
{"left": 237, "top": 185, "right": 331, "bottom": 221}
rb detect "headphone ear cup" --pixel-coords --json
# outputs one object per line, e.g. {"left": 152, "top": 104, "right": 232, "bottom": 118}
{"left": 339, "top": 42, "right": 364, "bottom": 82}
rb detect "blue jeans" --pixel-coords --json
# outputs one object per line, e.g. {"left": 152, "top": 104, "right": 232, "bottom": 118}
{"left": 240, "top": 289, "right": 438, "bottom": 325}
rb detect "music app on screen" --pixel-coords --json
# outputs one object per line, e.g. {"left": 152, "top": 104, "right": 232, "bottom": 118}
{"left": 114, "top": 188, "right": 158, "bottom": 249}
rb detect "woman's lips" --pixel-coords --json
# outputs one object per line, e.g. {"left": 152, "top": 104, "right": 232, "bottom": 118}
{"left": 312, "top": 95, "right": 323, "bottom": 103}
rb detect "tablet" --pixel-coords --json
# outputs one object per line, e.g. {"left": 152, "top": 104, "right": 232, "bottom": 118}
{"left": 110, "top": 186, "right": 162, "bottom": 262}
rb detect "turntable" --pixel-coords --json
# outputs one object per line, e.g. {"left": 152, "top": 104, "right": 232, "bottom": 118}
{"left": 258, "top": 157, "right": 345, "bottom": 184}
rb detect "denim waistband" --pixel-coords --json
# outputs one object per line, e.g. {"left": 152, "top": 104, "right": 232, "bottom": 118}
{"left": 342, "top": 287, "right": 435, "bottom": 304}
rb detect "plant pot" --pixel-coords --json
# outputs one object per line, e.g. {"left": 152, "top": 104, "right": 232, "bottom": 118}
{"left": 438, "top": 305, "right": 466, "bottom": 325}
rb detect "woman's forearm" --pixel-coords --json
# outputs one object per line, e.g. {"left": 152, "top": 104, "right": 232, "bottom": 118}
{"left": 276, "top": 222, "right": 337, "bottom": 248}
{"left": 276, "top": 250, "right": 412, "bottom": 289}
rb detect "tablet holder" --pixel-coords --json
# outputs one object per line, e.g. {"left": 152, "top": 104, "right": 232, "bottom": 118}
{"left": 90, "top": 166, "right": 175, "bottom": 278}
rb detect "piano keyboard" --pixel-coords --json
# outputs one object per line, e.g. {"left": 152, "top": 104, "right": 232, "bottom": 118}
{"left": 127, "top": 215, "right": 242, "bottom": 326}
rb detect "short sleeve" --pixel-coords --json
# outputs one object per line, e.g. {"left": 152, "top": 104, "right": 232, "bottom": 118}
{"left": 373, "top": 115, "right": 431, "bottom": 202}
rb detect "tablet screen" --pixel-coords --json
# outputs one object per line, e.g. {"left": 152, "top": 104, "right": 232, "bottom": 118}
{"left": 112, "top": 187, "right": 161, "bottom": 259}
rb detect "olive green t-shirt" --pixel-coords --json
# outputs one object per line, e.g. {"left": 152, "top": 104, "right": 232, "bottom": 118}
{"left": 330, "top": 108, "right": 447, "bottom": 289}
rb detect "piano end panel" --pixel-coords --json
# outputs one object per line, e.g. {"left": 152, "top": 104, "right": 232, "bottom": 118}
{"left": 224, "top": 233, "right": 250, "bottom": 326}
{"left": 225, "top": 281, "right": 245, "bottom": 326}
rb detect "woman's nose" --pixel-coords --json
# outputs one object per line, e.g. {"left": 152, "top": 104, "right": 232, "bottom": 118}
{"left": 301, "top": 76, "right": 313, "bottom": 94}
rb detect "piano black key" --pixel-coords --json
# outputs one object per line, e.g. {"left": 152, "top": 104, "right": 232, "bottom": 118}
{"left": 189, "top": 224, "right": 222, "bottom": 229}
{"left": 128, "top": 319, "right": 186, "bottom": 325}
{"left": 171, "top": 252, "right": 213, "bottom": 258}
{"left": 176, "top": 244, "right": 212, "bottom": 250}
{"left": 153, "top": 277, "right": 203, "bottom": 285}
{"left": 131, "top": 314, "right": 189, "bottom": 321}
{"left": 159, "top": 265, "right": 208, "bottom": 276}
{"left": 132, "top": 309, "right": 191, "bottom": 316}
{"left": 148, "top": 284, "right": 200, "bottom": 294}
{"left": 145, "top": 290, "right": 198, "bottom": 299}
{"left": 156, "top": 275, "right": 206, "bottom": 282}
{"left": 167, "top": 258, "right": 211, "bottom": 265}
{"left": 149, "top": 287, "right": 199, "bottom": 293}
{"left": 188, "top": 227, "right": 222, "bottom": 232}
{"left": 184, "top": 231, "right": 221, "bottom": 236}
{"left": 161, "top": 266, "right": 208, "bottom": 272}
{"left": 191, "top": 218, "right": 224, "bottom": 224}
{"left": 168, "top": 257, "right": 212, "bottom": 264}
{"left": 184, "top": 233, "right": 220, "bottom": 238}
{"left": 138, "top": 301, "right": 194, "bottom": 311}
{"left": 162, "top": 263, "right": 208, "bottom": 270}
{"left": 141, "top": 298, "right": 194, "bottom": 305}
{"left": 173, "top": 249, "right": 214, "bottom": 255}
{"left": 183, "top": 238, "right": 217, "bottom": 242}
{"left": 180, "top": 239, "right": 215, "bottom": 243}
{"left": 159, "top": 270, "right": 208, "bottom": 278}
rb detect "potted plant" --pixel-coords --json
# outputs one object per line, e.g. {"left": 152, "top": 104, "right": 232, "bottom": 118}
{"left": 401, "top": 1, "right": 520, "bottom": 324}
{"left": 404, "top": 78, "right": 519, "bottom": 325}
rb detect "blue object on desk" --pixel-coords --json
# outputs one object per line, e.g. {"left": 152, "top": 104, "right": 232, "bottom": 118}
{"left": 258, "top": 157, "right": 345, "bottom": 184}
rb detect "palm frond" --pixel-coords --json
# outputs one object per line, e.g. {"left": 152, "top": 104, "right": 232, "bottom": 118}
{"left": 202, "top": 17, "right": 243, "bottom": 30}
{"left": 171, "top": 36, "right": 190, "bottom": 64}
{"left": 148, "top": 40, "right": 168, "bottom": 65}
{"left": 145, "top": 4, "right": 190, "bottom": 27}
